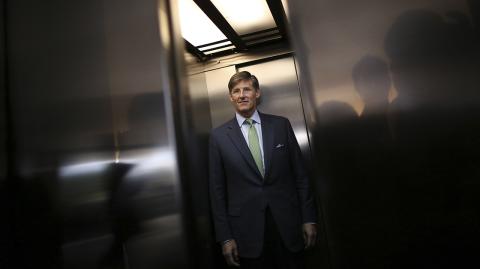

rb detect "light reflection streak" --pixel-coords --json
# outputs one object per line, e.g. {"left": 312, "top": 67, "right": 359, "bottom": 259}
{"left": 58, "top": 147, "right": 176, "bottom": 179}
{"left": 59, "top": 160, "right": 111, "bottom": 178}
{"left": 293, "top": 127, "right": 309, "bottom": 148}
{"left": 121, "top": 148, "right": 176, "bottom": 178}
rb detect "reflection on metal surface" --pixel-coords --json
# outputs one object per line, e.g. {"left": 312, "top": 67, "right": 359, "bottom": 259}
{"left": 59, "top": 160, "right": 111, "bottom": 178}
{"left": 205, "top": 65, "right": 238, "bottom": 128}
{"left": 280, "top": 0, "right": 290, "bottom": 20}
{"left": 288, "top": 0, "right": 480, "bottom": 268}
{"left": 120, "top": 147, "right": 177, "bottom": 178}
{"left": 292, "top": 127, "right": 309, "bottom": 149}
{"left": 5, "top": 0, "right": 190, "bottom": 268}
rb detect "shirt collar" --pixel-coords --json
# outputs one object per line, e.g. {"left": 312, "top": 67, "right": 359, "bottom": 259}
{"left": 236, "top": 110, "right": 261, "bottom": 127}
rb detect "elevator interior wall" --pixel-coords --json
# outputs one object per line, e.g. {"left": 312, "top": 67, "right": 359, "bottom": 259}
{"left": 5, "top": 0, "right": 190, "bottom": 268}
{"left": 287, "top": 0, "right": 480, "bottom": 268}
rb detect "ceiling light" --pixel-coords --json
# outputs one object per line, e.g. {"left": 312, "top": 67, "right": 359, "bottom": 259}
{"left": 178, "top": 0, "right": 228, "bottom": 46}
{"left": 210, "top": 0, "right": 277, "bottom": 35}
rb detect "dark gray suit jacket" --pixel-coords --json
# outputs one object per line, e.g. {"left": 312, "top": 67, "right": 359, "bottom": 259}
{"left": 209, "top": 112, "right": 317, "bottom": 258}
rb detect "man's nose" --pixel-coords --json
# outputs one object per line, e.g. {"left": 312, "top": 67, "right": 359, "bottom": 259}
{"left": 239, "top": 89, "right": 247, "bottom": 97}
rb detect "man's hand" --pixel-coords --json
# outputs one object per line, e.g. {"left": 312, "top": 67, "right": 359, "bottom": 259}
{"left": 303, "top": 223, "right": 317, "bottom": 249}
{"left": 222, "top": 240, "right": 240, "bottom": 267}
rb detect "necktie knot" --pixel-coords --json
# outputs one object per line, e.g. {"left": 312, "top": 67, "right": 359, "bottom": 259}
{"left": 245, "top": 118, "right": 254, "bottom": 126}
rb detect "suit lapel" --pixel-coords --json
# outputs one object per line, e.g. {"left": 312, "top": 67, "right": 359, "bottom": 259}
{"left": 226, "top": 118, "right": 263, "bottom": 178}
{"left": 260, "top": 112, "right": 274, "bottom": 177}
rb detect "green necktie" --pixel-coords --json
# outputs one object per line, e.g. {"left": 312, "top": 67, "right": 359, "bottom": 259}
{"left": 245, "top": 118, "right": 264, "bottom": 177}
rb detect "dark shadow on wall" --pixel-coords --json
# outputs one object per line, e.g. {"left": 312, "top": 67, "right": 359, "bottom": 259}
{"left": 309, "top": 7, "right": 480, "bottom": 269}
{"left": 353, "top": 55, "right": 398, "bottom": 268}
{"left": 9, "top": 169, "right": 63, "bottom": 269}
{"left": 385, "top": 9, "right": 480, "bottom": 268}
{"left": 312, "top": 101, "right": 362, "bottom": 269}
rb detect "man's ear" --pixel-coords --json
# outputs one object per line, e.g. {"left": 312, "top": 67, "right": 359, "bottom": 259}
{"left": 255, "top": 88, "right": 261, "bottom": 99}
{"left": 229, "top": 93, "right": 234, "bottom": 102}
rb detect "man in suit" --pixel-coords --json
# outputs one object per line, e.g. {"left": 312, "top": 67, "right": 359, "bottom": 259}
{"left": 209, "top": 71, "right": 317, "bottom": 269}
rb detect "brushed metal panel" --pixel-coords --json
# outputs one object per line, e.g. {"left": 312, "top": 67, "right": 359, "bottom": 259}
{"left": 188, "top": 73, "right": 212, "bottom": 133}
{"left": 184, "top": 72, "right": 218, "bottom": 269}
{"left": 6, "top": 0, "right": 189, "bottom": 268}
{"left": 287, "top": 0, "right": 480, "bottom": 268}
{"left": 205, "top": 66, "right": 237, "bottom": 128}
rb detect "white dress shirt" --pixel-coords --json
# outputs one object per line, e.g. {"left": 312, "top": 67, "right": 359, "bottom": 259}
{"left": 235, "top": 110, "right": 265, "bottom": 170}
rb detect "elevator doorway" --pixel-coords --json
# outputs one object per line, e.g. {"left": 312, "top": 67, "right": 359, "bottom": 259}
{"left": 185, "top": 51, "right": 329, "bottom": 269}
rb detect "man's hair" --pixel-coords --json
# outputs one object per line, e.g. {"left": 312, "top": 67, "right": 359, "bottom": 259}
{"left": 228, "top": 71, "right": 259, "bottom": 93}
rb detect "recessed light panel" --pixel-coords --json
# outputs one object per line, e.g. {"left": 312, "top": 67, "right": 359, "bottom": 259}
{"left": 211, "top": 0, "right": 277, "bottom": 35}
{"left": 178, "top": 0, "right": 228, "bottom": 46}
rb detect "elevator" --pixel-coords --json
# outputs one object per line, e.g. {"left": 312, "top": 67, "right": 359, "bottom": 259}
{"left": 1, "top": 0, "right": 480, "bottom": 269}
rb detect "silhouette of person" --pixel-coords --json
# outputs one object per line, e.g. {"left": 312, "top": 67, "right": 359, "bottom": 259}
{"left": 351, "top": 55, "right": 397, "bottom": 267}
{"left": 353, "top": 55, "right": 392, "bottom": 145}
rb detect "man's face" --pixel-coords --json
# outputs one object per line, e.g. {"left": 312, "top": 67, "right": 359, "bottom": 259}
{"left": 229, "top": 79, "right": 260, "bottom": 117}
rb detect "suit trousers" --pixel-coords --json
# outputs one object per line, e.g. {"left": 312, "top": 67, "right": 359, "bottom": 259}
{"left": 239, "top": 207, "right": 305, "bottom": 269}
